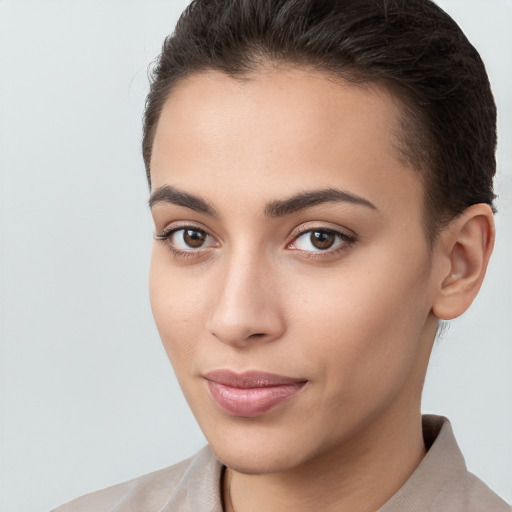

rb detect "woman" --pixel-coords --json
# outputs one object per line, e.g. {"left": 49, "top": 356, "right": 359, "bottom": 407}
{"left": 54, "top": 0, "right": 510, "bottom": 510}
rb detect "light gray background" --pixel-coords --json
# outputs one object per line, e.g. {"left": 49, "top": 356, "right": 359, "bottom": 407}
{"left": 0, "top": 1, "right": 510, "bottom": 511}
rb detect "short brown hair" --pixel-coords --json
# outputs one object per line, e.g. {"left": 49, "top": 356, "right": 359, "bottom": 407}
{"left": 143, "top": 0, "right": 497, "bottom": 243}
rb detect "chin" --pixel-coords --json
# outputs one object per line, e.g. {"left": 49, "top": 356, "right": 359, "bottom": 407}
{"left": 201, "top": 414, "right": 329, "bottom": 475}
{"left": 209, "top": 437, "right": 305, "bottom": 475}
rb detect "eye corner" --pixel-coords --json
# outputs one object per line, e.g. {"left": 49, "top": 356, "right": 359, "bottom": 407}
{"left": 287, "top": 225, "right": 357, "bottom": 258}
{"left": 155, "top": 224, "right": 220, "bottom": 260}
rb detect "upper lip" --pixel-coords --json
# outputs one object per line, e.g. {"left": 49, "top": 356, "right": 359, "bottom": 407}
{"left": 203, "top": 370, "right": 307, "bottom": 388}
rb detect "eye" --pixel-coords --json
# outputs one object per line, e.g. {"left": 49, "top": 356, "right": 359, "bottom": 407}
{"left": 156, "top": 226, "right": 219, "bottom": 253}
{"left": 288, "top": 228, "right": 355, "bottom": 253}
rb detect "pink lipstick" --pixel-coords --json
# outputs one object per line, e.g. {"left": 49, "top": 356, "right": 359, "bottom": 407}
{"left": 203, "top": 370, "right": 307, "bottom": 417}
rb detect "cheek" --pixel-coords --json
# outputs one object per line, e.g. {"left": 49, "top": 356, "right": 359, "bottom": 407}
{"left": 149, "top": 247, "right": 208, "bottom": 366}
{"left": 288, "top": 250, "right": 432, "bottom": 399}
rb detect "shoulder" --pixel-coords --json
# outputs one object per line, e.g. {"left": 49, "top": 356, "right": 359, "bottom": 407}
{"left": 51, "top": 445, "right": 224, "bottom": 512}
{"left": 437, "top": 471, "right": 512, "bottom": 512}
{"left": 426, "top": 417, "right": 511, "bottom": 512}
{"left": 380, "top": 415, "right": 511, "bottom": 512}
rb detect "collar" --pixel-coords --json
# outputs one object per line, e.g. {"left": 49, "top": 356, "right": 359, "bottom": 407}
{"left": 378, "top": 415, "right": 467, "bottom": 511}
{"left": 182, "top": 415, "right": 468, "bottom": 512}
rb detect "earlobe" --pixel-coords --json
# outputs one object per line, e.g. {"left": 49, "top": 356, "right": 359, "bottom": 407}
{"left": 432, "top": 204, "right": 495, "bottom": 320}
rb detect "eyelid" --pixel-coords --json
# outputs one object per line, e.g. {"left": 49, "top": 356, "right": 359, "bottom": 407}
{"left": 155, "top": 222, "right": 220, "bottom": 256}
{"left": 286, "top": 223, "right": 357, "bottom": 255}
{"left": 155, "top": 219, "right": 218, "bottom": 239}
{"left": 289, "top": 222, "right": 357, "bottom": 242}
{"left": 154, "top": 220, "right": 356, "bottom": 260}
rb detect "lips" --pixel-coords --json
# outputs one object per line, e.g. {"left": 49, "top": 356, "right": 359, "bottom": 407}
{"left": 203, "top": 370, "right": 307, "bottom": 417}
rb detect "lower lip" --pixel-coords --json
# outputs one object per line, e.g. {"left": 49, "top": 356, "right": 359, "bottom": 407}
{"left": 206, "top": 380, "right": 306, "bottom": 417}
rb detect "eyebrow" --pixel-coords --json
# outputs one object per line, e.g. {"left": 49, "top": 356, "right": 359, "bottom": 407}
{"left": 264, "top": 188, "right": 377, "bottom": 217}
{"left": 149, "top": 185, "right": 218, "bottom": 216}
{"left": 148, "top": 185, "right": 377, "bottom": 217}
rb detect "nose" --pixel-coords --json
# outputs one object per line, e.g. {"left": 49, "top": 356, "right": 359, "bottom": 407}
{"left": 206, "top": 253, "right": 286, "bottom": 348}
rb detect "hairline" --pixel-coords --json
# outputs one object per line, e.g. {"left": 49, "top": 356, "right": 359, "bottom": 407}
{"left": 144, "top": 62, "right": 445, "bottom": 248}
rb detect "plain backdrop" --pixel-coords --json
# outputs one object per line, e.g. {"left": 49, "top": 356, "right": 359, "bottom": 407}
{"left": 0, "top": 1, "right": 511, "bottom": 511}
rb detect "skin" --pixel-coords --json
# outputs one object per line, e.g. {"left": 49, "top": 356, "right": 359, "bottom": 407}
{"left": 148, "top": 68, "right": 494, "bottom": 512}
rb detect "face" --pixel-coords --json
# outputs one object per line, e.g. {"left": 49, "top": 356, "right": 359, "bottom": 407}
{"left": 149, "top": 68, "right": 440, "bottom": 474}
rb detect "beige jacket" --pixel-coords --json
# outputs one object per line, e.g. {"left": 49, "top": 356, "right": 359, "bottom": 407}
{"left": 53, "top": 416, "right": 510, "bottom": 511}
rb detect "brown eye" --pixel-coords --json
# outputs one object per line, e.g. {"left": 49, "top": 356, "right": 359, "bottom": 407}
{"left": 310, "top": 230, "right": 335, "bottom": 250}
{"left": 183, "top": 228, "right": 207, "bottom": 248}
{"left": 289, "top": 227, "right": 355, "bottom": 254}
{"left": 156, "top": 226, "right": 218, "bottom": 253}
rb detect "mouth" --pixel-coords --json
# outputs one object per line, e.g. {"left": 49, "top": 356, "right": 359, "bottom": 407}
{"left": 203, "top": 370, "right": 308, "bottom": 418}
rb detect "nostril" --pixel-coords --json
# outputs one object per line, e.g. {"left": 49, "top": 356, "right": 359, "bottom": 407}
{"left": 249, "top": 333, "right": 266, "bottom": 339}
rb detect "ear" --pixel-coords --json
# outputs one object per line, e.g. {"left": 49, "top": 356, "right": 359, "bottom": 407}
{"left": 432, "top": 204, "right": 495, "bottom": 320}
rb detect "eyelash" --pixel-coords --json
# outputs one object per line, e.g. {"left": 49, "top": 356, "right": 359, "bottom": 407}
{"left": 287, "top": 226, "right": 357, "bottom": 259}
{"left": 155, "top": 224, "right": 357, "bottom": 260}
{"left": 155, "top": 226, "right": 217, "bottom": 259}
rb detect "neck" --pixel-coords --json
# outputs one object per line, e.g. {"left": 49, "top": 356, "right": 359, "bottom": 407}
{"left": 223, "top": 404, "right": 426, "bottom": 512}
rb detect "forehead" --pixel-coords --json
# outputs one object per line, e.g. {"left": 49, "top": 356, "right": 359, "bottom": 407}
{"left": 150, "top": 68, "right": 423, "bottom": 220}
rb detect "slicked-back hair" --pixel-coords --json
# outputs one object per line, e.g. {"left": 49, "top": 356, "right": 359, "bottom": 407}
{"left": 143, "top": 0, "right": 497, "bottom": 243}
